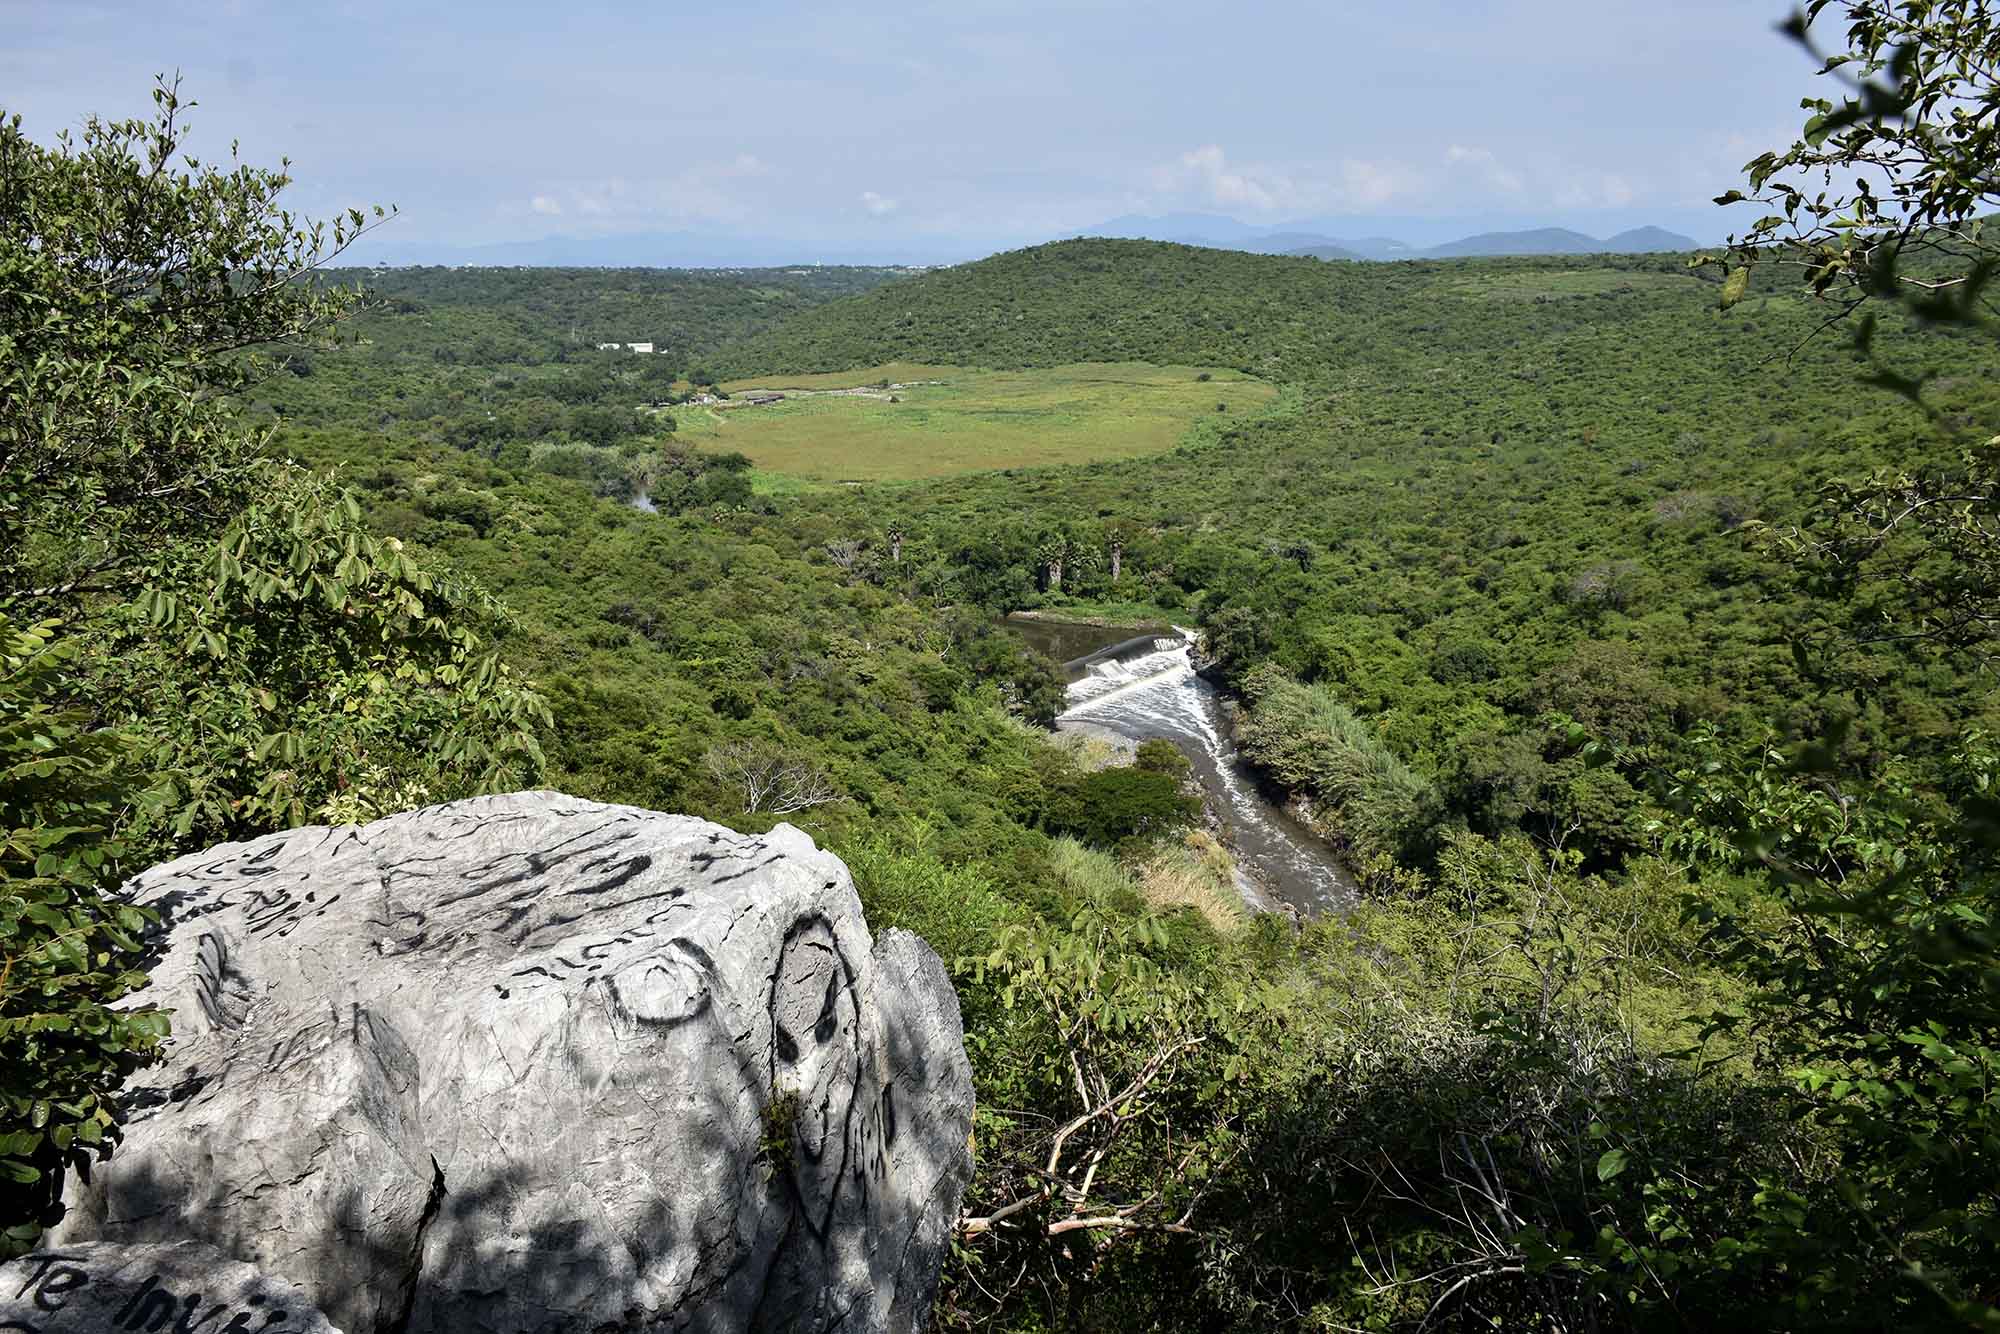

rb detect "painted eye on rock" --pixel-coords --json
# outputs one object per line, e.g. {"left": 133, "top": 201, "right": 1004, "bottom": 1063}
{"left": 604, "top": 939, "right": 718, "bottom": 1029}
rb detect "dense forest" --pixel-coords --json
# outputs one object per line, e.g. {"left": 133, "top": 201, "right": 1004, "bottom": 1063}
{"left": 7, "top": 6, "right": 2000, "bottom": 1328}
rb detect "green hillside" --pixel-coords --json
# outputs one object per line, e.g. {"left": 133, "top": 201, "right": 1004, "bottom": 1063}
{"left": 715, "top": 238, "right": 1403, "bottom": 376}
{"left": 714, "top": 237, "right": 1782, "bottom": 380}
{"left": 334, "top": 262, "right": 907, "bottom": 368}
{"left": 730, "top": 241, "right": 2000, "bottom": 864}
{"left": 19, "top": 71, "right": 2000, "bottom": 1334}
{"left": 262, "top": 244, "right": 2000, "bottom": 1334}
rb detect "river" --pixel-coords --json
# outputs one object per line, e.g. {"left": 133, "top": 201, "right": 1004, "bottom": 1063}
{"left": 1002, "top": 614, "right": 1172, "bottom": 664}
{"left": 1007, "top": 617, "right": 1360, "bottom": 918}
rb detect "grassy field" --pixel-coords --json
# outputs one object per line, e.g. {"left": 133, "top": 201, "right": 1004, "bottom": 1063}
{"left": 671, "top": 361, "right": 1278, "bottom": 483}
{"left": 720, "top": 361, "right": 963, "bottom": 393}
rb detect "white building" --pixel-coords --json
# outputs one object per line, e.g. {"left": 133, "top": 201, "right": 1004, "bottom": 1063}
{"left": 626, "top": 341, "right": 655, "bottom": 354}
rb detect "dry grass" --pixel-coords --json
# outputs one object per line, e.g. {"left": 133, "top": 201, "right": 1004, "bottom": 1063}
{"left": 1050, "top": 729, "right": 1128, "bottom": 772}
{"left": 1047, "top": 831, "right": 1245, "bottom": 933}
{"left": 1138, "top": 831, "right": 1245, "bottom": 932}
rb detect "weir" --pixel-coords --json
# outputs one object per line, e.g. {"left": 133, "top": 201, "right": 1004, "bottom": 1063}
{"left": 1053, "top": 629, "right": 1359, "bottom": 917}
{"left": 1060, "top": 633, "right": 1186, "bottom": 683}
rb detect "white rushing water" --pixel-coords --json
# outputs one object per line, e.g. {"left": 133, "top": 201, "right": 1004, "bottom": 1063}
{"left": 1057, "top": 630, "right": 1359, "bottom": 917}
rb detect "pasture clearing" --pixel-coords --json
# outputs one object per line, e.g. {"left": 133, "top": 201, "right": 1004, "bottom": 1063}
{"left": 670, "top": 361, "right": 1277, "bottom": 484}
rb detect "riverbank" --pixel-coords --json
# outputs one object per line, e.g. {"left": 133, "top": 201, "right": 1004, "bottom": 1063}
{"left": 1032, "top": 623, "right": 1362, "bottom": 917}
{"left": 1052, "top": 718, "right": 1139, "bottom": 766}
{"left": 1006, "top": 604, "right": 1180, "bottom": 630}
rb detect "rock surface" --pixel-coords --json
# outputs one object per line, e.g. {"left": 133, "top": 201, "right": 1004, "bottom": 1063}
{"left": 52, "top": 793, "right": 975, "bottom": 1334}
{"left": 1, "top": 1240, "right": 341, "bottom": 1332}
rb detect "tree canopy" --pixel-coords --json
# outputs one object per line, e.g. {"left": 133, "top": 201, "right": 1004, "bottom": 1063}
{"left": 0, "top": 80, "right": 552, "bottom": 1245}
{"left": 7, "top": 7, "right": 2000, "bottom": 1323}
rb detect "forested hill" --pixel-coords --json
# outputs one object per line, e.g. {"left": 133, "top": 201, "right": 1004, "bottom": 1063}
{"left": 736, "top": 235, "right": 2000, "bottom": 872}
{"left": 320, "top": 263, "right": 907, "bottom": 372}
{"left": 713, "top": 238, "right": 1395, "bottom": 376}
{"left": 712, "top": 236, "right": 1731, "bottom": 378}
{"left": 19, "top": 56, "right": 2000, "bottom": 1325}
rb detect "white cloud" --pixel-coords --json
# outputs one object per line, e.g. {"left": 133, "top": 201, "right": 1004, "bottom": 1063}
{"left": 521, "top": 161, "right": 779, "bottom": 228}
{"left": 860, "top": 190, "right": 899, "bottom": 216}
{"left": 1335, "top": 159, "right": 1414, "bottom": 209}
{"left": 1151, "top": 145, "right": 1295, "bottom": 213}
{"left": 1445, "top": 145, "right": 1525, "bottom": 194}
{"left": 1148, "top": 145, "right": 1417, "bottom": 214}
{"left": 1555, "top": 172, "right": 1640, "bottom": 209}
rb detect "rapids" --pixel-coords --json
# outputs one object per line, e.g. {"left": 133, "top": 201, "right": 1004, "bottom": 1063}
{"left": 1056, "top": 629, "right": 1358, "bottom": 917}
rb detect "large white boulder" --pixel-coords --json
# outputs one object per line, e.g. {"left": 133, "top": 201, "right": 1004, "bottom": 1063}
{"left": 52, "top": 793, "right": 975, "bottom": 1334}
{"left": 0, "top": 1240, "right": 341, "bottom": 1332}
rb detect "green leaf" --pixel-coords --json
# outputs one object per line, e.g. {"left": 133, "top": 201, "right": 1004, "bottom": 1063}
{"left": 1597, "top": 1149, "right": 1629, "bottom": 1182}
{"left": 1720, "top": 267, "right": 1750, "bottom": 310}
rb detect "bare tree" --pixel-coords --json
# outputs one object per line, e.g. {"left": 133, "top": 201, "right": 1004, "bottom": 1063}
{"left": 702, "top": 741, "right": 838, "bottom": 815}
{"left": 824, "top": 540, "right": 863, "bottom": 578}
{"left": 956, "top": 908, "right": 1258, "bottom": 1249}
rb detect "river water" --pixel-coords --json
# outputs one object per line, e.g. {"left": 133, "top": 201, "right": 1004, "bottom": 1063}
{"left": 1002, "top": 614, "right": 1172, "bottom": 665}
{"left": 1040, "top": 627, "right": 1360, "bottom": 918}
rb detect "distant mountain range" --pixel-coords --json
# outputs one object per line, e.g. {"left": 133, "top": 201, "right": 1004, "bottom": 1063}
{"left": 348, "top": 212, "right": 1708, "bottom": 270}
{"left": 1079, "top": 213, "right": 1701, "bottom": 260}
{"left": 1421, "top": 224, "right": 1699, "bottom": 258}
{"left": 345, "top": 230, "right": 977, "bottom": 270}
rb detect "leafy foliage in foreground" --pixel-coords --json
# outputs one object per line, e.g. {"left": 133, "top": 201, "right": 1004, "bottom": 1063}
{"left": 1639, "top": 725, "right": 2000, "bottom": 1323}
{"left": 1714, "top": 0, "right": 1999, "bottom": 334}
{"left": 0, "top": 81, "right": 558, "bottom": 1239}
{"left": 0, "top": 618, "right": 166, "bottom": 1250}
{"left": 0, "top": 80, "right": 555, "bottom": 853}
{"left": 84, "top": 469, "right": 551, "bottom": 848}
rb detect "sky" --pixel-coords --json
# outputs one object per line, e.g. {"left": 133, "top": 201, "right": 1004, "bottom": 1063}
{"left": 4, "top": 0, "right": 1836, "bottom": 263}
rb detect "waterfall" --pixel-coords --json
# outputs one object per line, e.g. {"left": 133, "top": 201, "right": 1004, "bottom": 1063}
{"left": 1056, "top": 629, "right": 1358, "bottom": 917}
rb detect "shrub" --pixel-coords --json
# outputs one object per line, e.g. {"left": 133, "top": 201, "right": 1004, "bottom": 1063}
{"left": 0, "top": 619, "right": 169, "bottom": 1252}
{"left": 1045, "top": 767, "right": 1199, "bottom": 848}
{"left": 1234, "top": 666, "right": 1444, "bottom": 865}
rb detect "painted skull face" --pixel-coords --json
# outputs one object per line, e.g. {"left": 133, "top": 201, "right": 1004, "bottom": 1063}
{"left": 767, "top": 915, "right": 861, "bottom": 1237}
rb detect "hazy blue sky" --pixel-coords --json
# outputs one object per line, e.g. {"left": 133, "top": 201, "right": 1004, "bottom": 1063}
{"left": 6, "top": 0, "right": 1832, "bottom": 260}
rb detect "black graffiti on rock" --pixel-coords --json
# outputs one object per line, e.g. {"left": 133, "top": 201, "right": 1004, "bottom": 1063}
{"left": 687, "top": 831, "right": 786, "bottom": 886}
{"left": 135, "top": 833, "right": 353, "bottom": 956}
{"left": 767, "top": 913, "right": 864, "bottom": 1242}
{"left": 589, "top": 938, "right": 723, "bottom": 1026}
{"left": 248, "top": 1003, "right": 417, "bottom": 1093}
{"left": 493, "top": 901, "right": 701, "bottom": 999}
{"left": 388, "top": 816, "right": 690, "bottom": 952}
{"left": 124, "top": 999, "right": 418, "bottom": 1129}
{"left": 190, "top": 932, "right": 253, "bottom": 1034}
{"left": 392, "top": 818, "right": 788, "bottom": 976}
{"left": 5, "top": 1253, "right": 307, "bottom": 1331}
